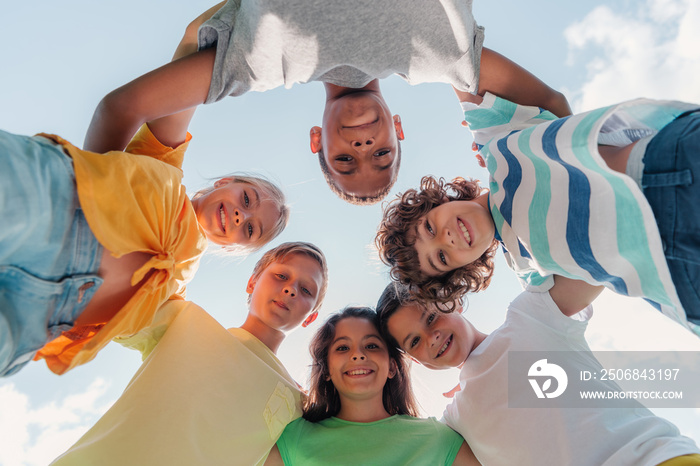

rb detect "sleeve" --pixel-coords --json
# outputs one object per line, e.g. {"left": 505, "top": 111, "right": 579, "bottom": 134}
{"left": 501, "top": 248, "right": 555, "bottom": 293}
{"left": 124, "top": 123, "right": 192, "bottom": 169}
{"left": 276, "top": 418, "right": 306, "bottom": 465}
{"left": 429, "top": 418, "right": 465, "bottom": 466}
{"left": 462, "top": 92, "right": 557, "bottom": 147}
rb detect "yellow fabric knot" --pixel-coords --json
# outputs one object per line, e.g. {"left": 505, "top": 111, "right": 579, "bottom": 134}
{"left": 131, "top": 252, "right": 174, "bottom": 287}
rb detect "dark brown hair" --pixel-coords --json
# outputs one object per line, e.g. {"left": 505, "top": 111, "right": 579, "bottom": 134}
{"left": 375, "top": 175, "right": 499, "bottom": 310}
{"left": 303, "top": 306, "right": 419, "bottom": 422}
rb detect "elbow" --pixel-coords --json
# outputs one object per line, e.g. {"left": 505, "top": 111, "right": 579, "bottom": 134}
{"left": 548, "top": 90, "right": 572, "bottom": 118}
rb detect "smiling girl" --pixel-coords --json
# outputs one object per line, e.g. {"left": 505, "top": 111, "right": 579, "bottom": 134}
{"left": 264, "top": 307, "right": 479, "bottom": 465}
{"left": 0, "top": 16, "right": 289, "bottom": 377}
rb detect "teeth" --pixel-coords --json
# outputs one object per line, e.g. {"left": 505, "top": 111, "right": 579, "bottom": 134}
{"left": 437, "top": 336, "right": 451, "bottom": 357}
{"left": 347, "top": 369, "right": 370, "bottom": 376}
{"left": 458, "top": 221, "right": 471, "bottom": 245}
{"left": 220, "top": 206, "right": 226, "bottom": 231}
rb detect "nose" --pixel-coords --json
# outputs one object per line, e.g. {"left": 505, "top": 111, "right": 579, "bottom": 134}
{"left": 232, "top": 208, "right": 249, "bottom": 226}
{"left": 429, "top": 330, "right": 441, "bottom": 347}
{"left": 283, "top": 284, "right": 296, "bottom": 298}
{"left": 352, "top": 354, "right": 366, "bottom": 361}
{"left": 440, "top": 226, "right": 455, "bottom": 247}
{"left": 351, "top": 137, "right": 375, "bottom": 148}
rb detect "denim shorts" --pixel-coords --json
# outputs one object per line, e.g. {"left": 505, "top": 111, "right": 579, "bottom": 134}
{"left": 641, "top": 111, "right": 700, "bottom": 325}
{"left": 0, "top": 130, "right": 103, "bottom": 376}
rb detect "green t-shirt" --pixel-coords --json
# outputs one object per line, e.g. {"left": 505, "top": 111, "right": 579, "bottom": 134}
{"left": 277, "top": 414, "right": 463, "bottom": 465}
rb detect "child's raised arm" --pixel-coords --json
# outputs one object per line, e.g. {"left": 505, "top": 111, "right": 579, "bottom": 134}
{"left": 83, "top": 2, "right": 225, "bottom": 152}
{"left": 454, "top": 48, "right": 572, "bottom": 118}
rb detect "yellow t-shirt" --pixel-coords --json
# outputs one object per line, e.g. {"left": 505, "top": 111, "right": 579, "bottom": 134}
{"left": 52, "top": 301, "right": 302, "bottom": 466}
{"left": 34, "top": 125, "right": 208, "bottom": 374}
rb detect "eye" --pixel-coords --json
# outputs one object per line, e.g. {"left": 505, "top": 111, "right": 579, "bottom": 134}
{"left": 438, "top": 251, "right": 447, "bottom": 266}
{"left": 335, "top": 155, "right": 353, "bottom": 162}
{"left": 247, "top": 223, "right": 253, "bottom": 238}
{"left": 335, "top": 344, "right": 349, "bottom": 352}
{"left": 410, "top": 336, "right": 420, "bottom": 349}
{"left": 301, "top": 287, "right": 313, "bottom": 296}
{"left": 366, "top": 342, "right": 380, "bottom": 350}
{"left": 243, "top": 191, "right": 250, "bottom": 208}
{"left": 373, "top": 149, "right": 390, "bottom": 157}
{"left": 425, "top": 219, "right": 434, "bottom": 236}
{"left": 427, "top": 313, "right": 436, "bottom": 326}
{"left": 276, "top": 273, "right": 288, "bottom": 280}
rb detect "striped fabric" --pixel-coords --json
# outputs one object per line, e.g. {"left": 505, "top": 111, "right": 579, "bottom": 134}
{"left": 462, "top": 93, "right": 699, "bottom": 335}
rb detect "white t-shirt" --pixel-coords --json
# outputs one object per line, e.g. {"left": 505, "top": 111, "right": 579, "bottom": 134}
{"left": 442, "top": 291, "right": 699, "bottom": 466}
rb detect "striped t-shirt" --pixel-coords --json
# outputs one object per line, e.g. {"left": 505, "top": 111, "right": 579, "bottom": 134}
{"left": 462, "top": 93, "right": 699, "bottom": 335}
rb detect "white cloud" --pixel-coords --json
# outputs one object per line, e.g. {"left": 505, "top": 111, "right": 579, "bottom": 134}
{"left": 0, "top": 379, "right": 113, "bottom": 466}
{"left": 564, "top": 0, "right": 700, "bottom": 110}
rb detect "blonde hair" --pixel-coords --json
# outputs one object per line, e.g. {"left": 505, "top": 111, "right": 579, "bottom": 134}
{"left": 247, "top": 242, "right": 329, "bottom": 313}
{"left": 193, "top": 173, "right": 290, "bottom": 254}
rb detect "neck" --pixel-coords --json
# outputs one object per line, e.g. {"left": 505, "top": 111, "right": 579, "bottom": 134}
{"left": 324, "top": 79, "right": 382, "bottom": 101}
{"left": 239, "top": 314, "right": 285, "bottom": 354}
{"left": 335, "top": 393, "right": 391, "bottom": 423}
{"left": 475, "top": 191, "right": 490, "bottom": 209}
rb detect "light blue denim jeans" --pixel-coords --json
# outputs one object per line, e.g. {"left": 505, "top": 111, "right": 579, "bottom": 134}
{"left": 0, "top": 130, "right": 103, "bottom": 376}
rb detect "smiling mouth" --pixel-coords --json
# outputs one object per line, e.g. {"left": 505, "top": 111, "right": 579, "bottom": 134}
{"left": 342, "top": 117, "right": 379, "bottom": 130}
{"left": 219, "top": 204, "right": 226, "bottom": 233}
{"left": 436, "top": 335, "right": 453, "bottom": 358}
{"left": 458, "top": 219, "right": 471, "bottom": 246}
{"left": 345, "top": 368, "right": 373, "bottom": 376}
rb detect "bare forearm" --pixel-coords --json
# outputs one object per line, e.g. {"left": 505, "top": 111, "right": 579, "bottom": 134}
{"left": 83, "top": 48, "right": 215, "bottom": 152}
{"left": 456, "top": 48, "right": 572, "bottom": 118}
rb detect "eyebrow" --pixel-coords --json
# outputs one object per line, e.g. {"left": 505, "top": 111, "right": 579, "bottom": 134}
{"left": 336, "top": 166, "right": 357, "bottom": 176}
{"left": 400, "top": 310, "right": 427, "bottom": 349}
{"left": 414, "top": 222, "right": 443, "bottom": 275}
{"left": 331, "top": 333, "right": 382, "bottom": 346}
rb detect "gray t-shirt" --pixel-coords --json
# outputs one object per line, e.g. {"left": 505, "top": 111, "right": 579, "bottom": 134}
{"left": 198, "top": 0, "right": 484, "bottom": 102}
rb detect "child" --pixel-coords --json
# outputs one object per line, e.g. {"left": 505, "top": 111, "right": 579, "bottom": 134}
{"left": 82, "top": 0, "right": 570, "bottom": 205}
{"left": 377, "top": 282, "right": 700, "bottom": 465}
{"left": 0, "top": 28, "right": 290, "bottom": 377}
{"left": 376, "top": 96, "right": 700, "bottom": 334}
{"left": 52, "top": 241, "right": 327, "bottom": 466}
{"left": 265, "top": 306, "right": 479, "bottom": 465}
{"left": 459, "top": 92, "right": 700, "bottom": 332}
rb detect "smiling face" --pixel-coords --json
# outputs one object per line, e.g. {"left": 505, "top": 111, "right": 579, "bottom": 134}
{"left": 386, "top": 303, "right": 478, "bottom": 370}
{"left": 312, "top": 91, "right": 404, "bottom": 199}
{"left": 327, "top": 317, "right": 396, "bottom": 403}
{"left": 413, "top": 196, "right": 495, "bottom": 277}
{"left": 191, "top": 179, "right": 281, "bottom": 247}
{"left": 246, "top": 252, "right": 325, "bottom": 333}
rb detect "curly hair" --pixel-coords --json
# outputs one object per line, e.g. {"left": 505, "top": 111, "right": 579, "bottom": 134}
{"left": 303, "top": 306, "right": 418, "bottom": 423}
{"left": 375, "top": 175, "right": 498, "bottom": 311}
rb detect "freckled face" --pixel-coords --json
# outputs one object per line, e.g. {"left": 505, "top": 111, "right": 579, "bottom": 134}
{"left": 247, "top": 253, "right": 324, "bottom": 332}
{"left": 387, "top": 303, "right": 476, "bottom": 370}
{"left": 413, "top": 198, "right": 495, "bottom": 277}
{"left": 192, "top": 181, "right": 281, "bottom": 247}
{"left": 327, "top": 317, "right": 395, "bottom": 402}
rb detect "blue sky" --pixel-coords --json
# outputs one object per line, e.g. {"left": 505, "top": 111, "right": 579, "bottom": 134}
{"left": 1, "top": 0, "right": 699, "bottom": 463}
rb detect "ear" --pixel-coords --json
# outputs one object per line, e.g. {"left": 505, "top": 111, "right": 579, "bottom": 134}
{"left": 302, "top": 310, "right": 318, "bottom": 328}
{"left": 214, "top": 177, "right": 232, "bottom": 188}
{"left": 393, "top": 115, "right": 405, "bottom": 141}
{"left": 387, "top": 359, "right": 398, "bottom": 379}
{"left": 309, "top": 126, "right": 323, "bottom": 153}
{"left": 246, "top": 275, "right": 257, "bottom": 295}
{"left": 455, "top": 305, "right": 464, "bottom": 314}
